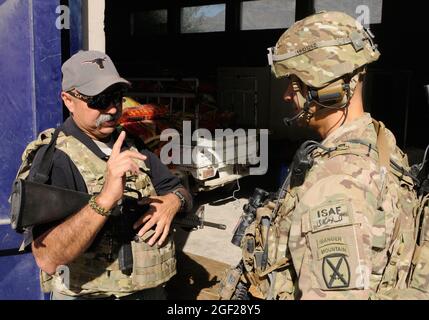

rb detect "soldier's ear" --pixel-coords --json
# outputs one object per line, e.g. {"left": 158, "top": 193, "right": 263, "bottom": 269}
{"left": 61, "top": 91, "right": 75, "bottom": 114}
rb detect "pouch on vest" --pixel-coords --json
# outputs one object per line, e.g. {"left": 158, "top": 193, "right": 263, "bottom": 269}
{"left": 241, "top": 196, "right": 296, "bottom": 299}
{"left": 410, "top": 193, "right": 429, "bottom": 292}
{"left": 218, "top": 261, "right": 247, "bottom": 300}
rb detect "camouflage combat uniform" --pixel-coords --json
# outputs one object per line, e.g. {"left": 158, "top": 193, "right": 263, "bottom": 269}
{"left": 285, "top": 113, "right": 414, "bottom": 299}
{"left": 220, "top": 11, "right": 429, "bottom": 299}
{"left": 230, "top": 114, "right": 427, "bottom": 300}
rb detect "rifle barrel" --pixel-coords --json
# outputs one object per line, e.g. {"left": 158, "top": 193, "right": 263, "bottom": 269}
{"left": 202, "top": 221, "right": 227, "bottom": 230}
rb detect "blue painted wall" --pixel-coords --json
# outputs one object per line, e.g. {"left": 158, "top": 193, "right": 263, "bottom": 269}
{"left": 69, "top": 0, "right": 83, "bottom": 55}
{"left": 0, "top": 0, "right": 63, "bottom": 300}
{"left": 0, "top": 225, "right": 44, "bottom": 300}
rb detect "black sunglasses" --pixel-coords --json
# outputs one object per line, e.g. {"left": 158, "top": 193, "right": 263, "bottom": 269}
{"left": 67, "top": 90, "right": 125, "bottom": 110}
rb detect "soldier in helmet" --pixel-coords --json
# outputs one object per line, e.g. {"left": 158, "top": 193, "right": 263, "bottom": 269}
{"left": 221, "top": 11, "right": 428, "bottom": 300}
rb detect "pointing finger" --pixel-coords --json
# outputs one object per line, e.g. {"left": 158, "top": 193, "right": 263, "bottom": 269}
{"left": 111, "top": 131, "right": 126, "bottom": 158}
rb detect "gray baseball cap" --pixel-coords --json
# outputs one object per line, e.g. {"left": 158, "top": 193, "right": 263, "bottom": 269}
{"left": 61, "top": 50, "right": 131, "bottom": 96}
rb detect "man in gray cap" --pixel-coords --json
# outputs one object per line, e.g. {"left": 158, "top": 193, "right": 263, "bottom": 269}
{"left": 20, "top": 50, "right": 192, "bottom": 299}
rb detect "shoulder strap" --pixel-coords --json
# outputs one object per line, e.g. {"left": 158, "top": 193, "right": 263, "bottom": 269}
{"left": 315, "top": 120, "right": 416, "bottom": 186}
{"left": 32, "top": 127, "right": 62, "bottom": 184}
{"left": 371, "top": 119, "right": 391, "bottom": 172}
{"left": 315, "top": 119, "right": 391, "bottom": 168}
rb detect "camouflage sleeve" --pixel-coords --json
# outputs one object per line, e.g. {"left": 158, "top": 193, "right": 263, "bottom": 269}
{"left": 371, "top": 288, "right": 429, "bottom": 300}
{"left": 289, "top": 174, "right": 379, "bottom": 299}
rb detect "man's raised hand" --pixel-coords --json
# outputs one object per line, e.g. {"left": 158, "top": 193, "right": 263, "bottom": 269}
{"left": 97, "top": 131, "right": 147, "bottom": 209}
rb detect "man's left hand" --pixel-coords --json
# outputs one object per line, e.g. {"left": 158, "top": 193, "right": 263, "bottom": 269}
{"left": 133, "top": 193, "right": 181, "bottom": 246}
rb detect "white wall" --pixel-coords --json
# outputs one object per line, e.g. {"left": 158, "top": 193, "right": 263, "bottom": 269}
{"left": 82, "top": 0, "right": 105, "bottom": 52}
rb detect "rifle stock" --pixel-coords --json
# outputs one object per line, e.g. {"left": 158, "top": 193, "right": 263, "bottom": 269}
{"left": 10, "top": 179, "right": 90, "bottom": 232}
{"left": 10, "top": 179, "right": 226, "bottom": 233}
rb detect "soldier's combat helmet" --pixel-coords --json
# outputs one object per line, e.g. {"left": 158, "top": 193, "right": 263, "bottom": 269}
{"left": 267, "top": 11, "right": 380, "bottom": 89}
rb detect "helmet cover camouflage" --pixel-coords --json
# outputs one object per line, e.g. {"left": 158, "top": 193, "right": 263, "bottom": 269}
{"left": 269, "top": 11, "right": 380, "bottom": 88}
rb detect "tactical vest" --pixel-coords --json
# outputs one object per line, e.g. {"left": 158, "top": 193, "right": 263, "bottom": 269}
{"left": 16, "top": 128, "right": 176, "bottom": 297}
{"left": 408, "top": 191, "right": 429, "bottom": 296}
{"left": 220, "top": 120, "right": 428, "bottom": 300}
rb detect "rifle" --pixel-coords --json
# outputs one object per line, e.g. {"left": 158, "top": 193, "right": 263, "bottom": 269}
{"left": 411, "top": 85, "right": 429, "bottom": 196}
{"left": 10, "top": 179, "right": 226, "bottom": 233}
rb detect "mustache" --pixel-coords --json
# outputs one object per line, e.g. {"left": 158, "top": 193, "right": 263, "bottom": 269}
{"left": 95, "top": 113, "right": 119, "bottom": 127}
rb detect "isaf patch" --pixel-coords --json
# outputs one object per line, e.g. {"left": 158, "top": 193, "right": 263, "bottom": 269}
{"left": 322, "top": 254, "right": 350, "bottom": 289}
{"left": 310, "top": 200, "right": 351, "bottom": 232}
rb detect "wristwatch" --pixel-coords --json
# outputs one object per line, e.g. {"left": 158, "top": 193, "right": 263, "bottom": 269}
{"left": 172, "top": 190, "right": 187, "bottom": 211}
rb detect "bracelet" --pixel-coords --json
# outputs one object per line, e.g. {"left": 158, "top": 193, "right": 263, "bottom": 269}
{"left": 89, "top": 195, "right": 112, "bottom": 217}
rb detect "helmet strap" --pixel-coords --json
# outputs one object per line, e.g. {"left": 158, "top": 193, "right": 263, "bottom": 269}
{"left": 283, "top": 81, "right": 314, "bottom": 126}
{"left": 282, "top": 69, "right": 364, "bottom": 127}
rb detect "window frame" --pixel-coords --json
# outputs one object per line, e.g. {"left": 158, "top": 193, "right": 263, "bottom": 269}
{"left": 119, "top": 0, "right": 316, "bottom": 37}
{"left": 239, "top": 0, "right": 297, "bottom": 31}
{"left": 180, "top": 3, "right": 227, "bottom": 34}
